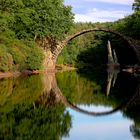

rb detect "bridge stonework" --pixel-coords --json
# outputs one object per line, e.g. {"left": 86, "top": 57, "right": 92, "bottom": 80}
{"left": 45, "top": 28, "right": 140, "bottom": 70}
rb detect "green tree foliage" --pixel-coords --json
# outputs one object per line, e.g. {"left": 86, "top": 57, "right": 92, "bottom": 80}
{"left": 57, "top": 40, "right": 79, "bottom": 65}
{"left": 0, "top": 45, "right": 13, "bottom": 72}
{"left": 0, "top": 35, "right": 44, "bottom": 71}
{"left": 57, "top": 23, "right": 109, "bottom": 67}
{"left": 0, "top": 0, "right": 74, "bottom": 40}
{"left": 133, "top": 0, "right": 140, "bottom": 11}
{"left": 113, "top": 12, "right": 140, "bottom": 40}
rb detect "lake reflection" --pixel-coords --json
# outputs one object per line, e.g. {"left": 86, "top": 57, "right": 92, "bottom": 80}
{"left": 56, "top": 69, "right": 140, "bottom": 140}
{"left": 0, "top": 68, "right": 140, "bottom": 140}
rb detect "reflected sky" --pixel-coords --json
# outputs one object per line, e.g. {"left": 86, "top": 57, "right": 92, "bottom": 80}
{"left": 63, "top": 105, "right": 134, "bottom": 140}
{"left": 77, "top": 105, "right": 113, "bottom": 112}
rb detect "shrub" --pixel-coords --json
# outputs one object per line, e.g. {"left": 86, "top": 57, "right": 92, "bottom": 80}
{"left": 0, "top": 45, "right": 13, "bottom": 72}
{"left": 0, "top": 35, "right": 44, "bottom": 72}
{"left": 25, "top": 47, "right": 44, "bottom": 70}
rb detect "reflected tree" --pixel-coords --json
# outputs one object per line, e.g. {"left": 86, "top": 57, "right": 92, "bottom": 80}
{"left": 0, "top": 103, "right": 71, "bottom": 140}
{"left": 0, "top": 75, "right": 44, "bottom": 109}
{"left": 0, "top": 75, "right": 72, "bottom": 140}
{"left": 125, "top": 80, "right": 140, "bottom": 139}
{"left": 130, "top": 124, "right": 140, "bottom": 139}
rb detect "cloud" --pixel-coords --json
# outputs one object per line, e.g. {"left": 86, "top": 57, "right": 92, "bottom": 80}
{"left": 75, "top": 0, "right": 134, "bottom": 5}
{"left": 77, "top": 105, "right": 113, "bottom": 112}
{"left": 75, "top": 8, "right": 132, "bottom": 22}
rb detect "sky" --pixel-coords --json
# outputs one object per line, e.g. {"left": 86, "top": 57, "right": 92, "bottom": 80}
{"left": 63, "top": 106, "right": 133, "bottom": 140}
{"left": 64, "top": 0, "right": 135, "bottom": 23}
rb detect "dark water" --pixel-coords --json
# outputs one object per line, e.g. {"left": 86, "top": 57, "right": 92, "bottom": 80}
{"left": 0, "top": 68, "right": 140, "bottom": 140}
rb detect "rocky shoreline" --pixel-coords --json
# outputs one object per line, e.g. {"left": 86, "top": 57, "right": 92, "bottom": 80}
{"left": 0, "top": 65, "right": 76, "bottom": 79}
{"left": 0, "top": 70, "right": 41, "bottom": 79}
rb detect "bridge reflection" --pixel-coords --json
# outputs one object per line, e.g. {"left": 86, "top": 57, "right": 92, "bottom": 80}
{"left": 35, "top": 71, "right": 140, "bottom": 117}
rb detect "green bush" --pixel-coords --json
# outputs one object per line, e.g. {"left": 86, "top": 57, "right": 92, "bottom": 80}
{"left": 25, "top": 47, "right": 44, "bottom": 70}
{"left": 0, "top": 45, "right": 13, "bottom": 72}
{"left": 0, "top": 34, "right": 44, "bottom": 72}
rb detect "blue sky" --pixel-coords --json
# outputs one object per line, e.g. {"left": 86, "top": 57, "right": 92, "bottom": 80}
{"left": 64, "top": 0, "right": 134, "bottom": 22}
{"left": 63, "top": 106, "right": 133, "bottom": 140}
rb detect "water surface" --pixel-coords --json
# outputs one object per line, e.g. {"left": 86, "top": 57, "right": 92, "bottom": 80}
{"left": 0, "top": 69, "right": 139, "bottom": 140}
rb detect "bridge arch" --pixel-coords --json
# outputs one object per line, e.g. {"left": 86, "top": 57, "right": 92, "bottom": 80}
{"left": 52, "top": 28, "right": 140, "bottom": 64}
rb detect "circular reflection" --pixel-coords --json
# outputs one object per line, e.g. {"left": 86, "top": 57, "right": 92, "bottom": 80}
{"left": 53, "top": 73, "right": 140, "bottom": 117}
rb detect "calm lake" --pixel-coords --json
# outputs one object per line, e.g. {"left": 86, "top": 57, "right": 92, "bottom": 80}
{"left": 0, "top": 68, "right": 139, "bottom": 140}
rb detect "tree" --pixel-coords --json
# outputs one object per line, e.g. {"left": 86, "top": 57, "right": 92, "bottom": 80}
{"left": 0, "top": 0, "right": 74, "bottom": 40}
{"left": 132, "top": 0, "right": 140, "bottom": 11}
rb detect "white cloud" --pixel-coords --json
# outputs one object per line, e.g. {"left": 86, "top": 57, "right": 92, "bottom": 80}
{"left": 82, "top": 0, "right": 134, "bottom": 5}
{"left": 75, "top": 8, "right": 133, "bottom": 22}
{"left": 77, "top": 105, "right": 113, "bottom": 112}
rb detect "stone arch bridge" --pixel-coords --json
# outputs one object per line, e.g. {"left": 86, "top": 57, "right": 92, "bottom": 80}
{"left": 46, "top": 28, "right": 140, "bottom": 70}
